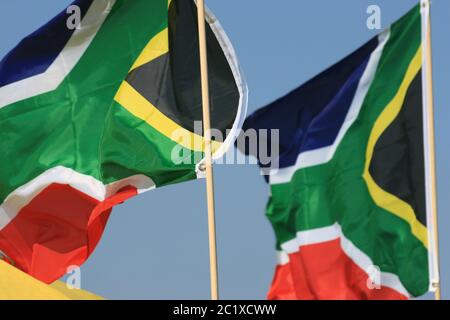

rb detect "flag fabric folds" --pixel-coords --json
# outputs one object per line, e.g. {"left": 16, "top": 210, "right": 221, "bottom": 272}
{"left": 0, "top": 0, "right": 247, "bottom": 284}
{"left": 241, "top": 3, "right": 435, "bottom": 299}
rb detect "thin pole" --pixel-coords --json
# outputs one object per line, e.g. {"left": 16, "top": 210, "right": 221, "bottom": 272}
{"left": 424, "top": 1, "right": 441, "bottom": 301}
{"left": 196, "top": 0, "right": 219, "bottom": 300}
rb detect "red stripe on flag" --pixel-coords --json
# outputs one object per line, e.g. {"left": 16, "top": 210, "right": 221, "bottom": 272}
{"left": 0, "top": 183, "right": 137, "bottom": 283}
{"left": 268, "top": 238, "right": 408, "bottom": 300}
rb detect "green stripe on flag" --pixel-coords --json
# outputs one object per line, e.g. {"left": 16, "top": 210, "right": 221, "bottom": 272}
{"left": 0, "top": 0, "right": 172, "bottom": 202}
{"left": 100, "top": 101, "right": 200, "bottom": 187}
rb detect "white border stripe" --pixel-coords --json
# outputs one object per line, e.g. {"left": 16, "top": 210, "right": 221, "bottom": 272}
{"left": 420, "top": 0, "right": 439, "bottom": 292}
{"left": 276, "top": 223, "right": 411, "bottom": 298}
{"left": 281, "top": 224, "right": 339, "bottom": 253}
{"left": 0, "top": 0, "right": 116, "bottom": 109}
{"left": 0, "top": 166, "right": 155, "bottom": 230}
{"left": 269, "top": 30, "right": 390, "bottom": 185}
{"left": 195, "top": 2, "right": 248, "bottom": 176}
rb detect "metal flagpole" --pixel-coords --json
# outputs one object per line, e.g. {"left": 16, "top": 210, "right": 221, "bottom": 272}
{"left": 422, "top": 0, "right": 441, "bottom": 300}
{"left": 196, "top": 0, "right": 219, "bottom": 300}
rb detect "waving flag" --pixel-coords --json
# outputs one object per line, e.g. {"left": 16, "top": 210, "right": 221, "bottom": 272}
{"left": 241, "top": 3, "right": 436, "bottom": 299}
{"left": 0, "top": 0, "right": 246, "bottom": 284}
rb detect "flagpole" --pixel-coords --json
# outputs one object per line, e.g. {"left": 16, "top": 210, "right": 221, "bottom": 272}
{"left": 423, "top": 0, "right": 441, "bottom": 301}
{"left": 196, "top": 0, "right": 219, "bottom": 300}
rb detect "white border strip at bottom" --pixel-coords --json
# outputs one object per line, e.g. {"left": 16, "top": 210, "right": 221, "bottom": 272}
{"left": 276, "top": 223, "right": 411, "bottom": 298}
{"left": 0, "top": 166, "right": 155, "bottom": 231}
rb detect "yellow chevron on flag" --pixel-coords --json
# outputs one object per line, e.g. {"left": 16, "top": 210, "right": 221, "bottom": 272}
{"left": 0, "top": 260, "right": 102, "bottom": 300}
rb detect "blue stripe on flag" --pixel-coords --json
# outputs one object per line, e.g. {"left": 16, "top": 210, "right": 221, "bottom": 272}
{"left": 0, "top": 0, "right": 93, "bottom": 88}
{"left": 242, "top": 36, "right": 379, "bottom": 170}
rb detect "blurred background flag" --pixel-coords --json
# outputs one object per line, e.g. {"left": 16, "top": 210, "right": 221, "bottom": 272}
{"left": 0, "top": 0, "right": 246, "bottom": 284}
{"left": 240, "top": 1, "right": 439, "bottom": 300}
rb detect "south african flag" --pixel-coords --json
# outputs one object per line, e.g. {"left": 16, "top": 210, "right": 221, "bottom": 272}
{"left": 242, "top": 2, "right": 437, "bottom": 299}
{"left": 0, "top": 0, "right": 247, "bottom": 283}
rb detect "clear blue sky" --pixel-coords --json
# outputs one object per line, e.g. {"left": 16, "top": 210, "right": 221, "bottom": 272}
{"left": 1, "top": 0, "right": 449, "bottom": 300}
